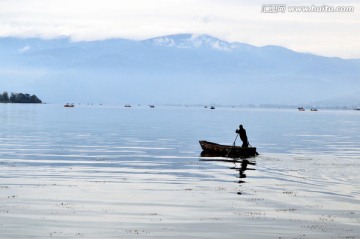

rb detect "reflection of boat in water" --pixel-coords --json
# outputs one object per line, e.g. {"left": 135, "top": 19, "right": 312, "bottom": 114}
{"left": 199, "top": 157, "right": 256, "bottom": 195}
{"left": 199, "top": 140, "right": 258, "bottom": 158}
{"left": 234, "top": 159, "right": 256, "bottom": 180}
{"left": 64, "top": 103, "right": 75, "bottom": 107}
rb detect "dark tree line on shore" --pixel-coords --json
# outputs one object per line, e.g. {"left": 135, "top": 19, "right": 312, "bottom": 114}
{"left": 0, "top": 91, "right": 42, "bottom": 103}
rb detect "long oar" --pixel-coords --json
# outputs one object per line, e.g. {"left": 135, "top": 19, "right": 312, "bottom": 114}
{"left": 226, "top": 135, "right": 238, "bottom": 157}
{"left": 232, "top": 134, "right": 238, "bottom": 146}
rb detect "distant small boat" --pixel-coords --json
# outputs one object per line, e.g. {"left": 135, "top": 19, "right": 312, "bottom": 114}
{"left": 64, "top": 103, "right": 75, "bottom": 107}
{"left": 199, "top": 140, "right": 258, "bottom": 158}
{"left": 124, "top": 104, "right": 131, "bottom": 108}
{"left": 210, "top": 106, "right": 215, "bottom": 109}
{"left": 311, "top": 108, "right": 318, "bottom": 111}
{"left": 355, "top": 108, "right": 360, "bottom": 111}
{"left": 298, "top": 107, "right": 305, "bottom": 111}
{"left": 149, "top": 105, "right": 155, "bottom": 108}
{"left": 204, "top": 106, "right": 208, "bottom": 108}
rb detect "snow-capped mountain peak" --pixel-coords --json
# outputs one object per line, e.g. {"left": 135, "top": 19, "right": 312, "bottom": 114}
{"left": 144, "top": 34, "right": 235, "bottom": 51}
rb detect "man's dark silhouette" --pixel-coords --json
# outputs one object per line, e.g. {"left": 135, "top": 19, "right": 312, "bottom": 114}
{"left": 236, "top": 125, "right": 249, "bottom": 147}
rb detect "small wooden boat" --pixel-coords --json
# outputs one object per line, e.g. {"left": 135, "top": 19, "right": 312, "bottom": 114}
{"left": 199, "top": 140, "right": 258, "bottom": 158}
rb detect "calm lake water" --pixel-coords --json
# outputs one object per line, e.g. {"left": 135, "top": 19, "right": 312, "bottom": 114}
{"left": 0, "top": 104, "right": 359, "bottom": 238}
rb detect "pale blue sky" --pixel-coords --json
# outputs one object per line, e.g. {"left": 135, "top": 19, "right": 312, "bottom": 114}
{"left": 0, "top": 0, "right": 359, "bottom": 58}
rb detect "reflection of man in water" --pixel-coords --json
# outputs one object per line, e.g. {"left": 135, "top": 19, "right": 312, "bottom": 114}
{"left": 236, "top": 125, "right": 249, "bottom": 147}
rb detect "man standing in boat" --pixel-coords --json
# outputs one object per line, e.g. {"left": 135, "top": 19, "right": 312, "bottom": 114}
{"left": 236, "top": 125, "right": 249, "bottom": 147}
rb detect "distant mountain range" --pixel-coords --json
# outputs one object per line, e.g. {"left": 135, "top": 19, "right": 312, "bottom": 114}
{"left": 0, "top": 34, "right": 359, "bottom": 106}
